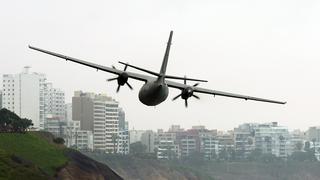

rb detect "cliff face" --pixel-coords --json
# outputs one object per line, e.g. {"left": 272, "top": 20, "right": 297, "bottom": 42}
{"left": 57, "top": 150, "right": 123, "bottom": 180}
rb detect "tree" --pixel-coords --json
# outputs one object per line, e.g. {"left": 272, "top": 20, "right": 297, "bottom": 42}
{"left": 0, "top": 108, "right": 33, "bottom": 133}
{"left": 187, "top": 151, "right": 205, "bottom": 164}
{"left": 289, "top": 151, "right": 316, "bottom": 161}
{"left": 218, "top": 147, "right": 229, "bottom": 161}
{"left": 294, "top": 141, "right": 304, "bottom": 152}
{"left": 304, "top": 141, "right": 311, "bottom": 152}
{"left": 247, "top": 149, "right": 262, "bottom": 161}
{"left": 129, "top": 141, "right": 147, "bottom": 155}
{"left": 53, "top": 137, "right": 65, "bottom": 144}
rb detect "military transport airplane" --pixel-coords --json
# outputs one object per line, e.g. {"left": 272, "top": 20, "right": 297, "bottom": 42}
{"left": 29, "top": 31, "right": 286, "bottom": 107}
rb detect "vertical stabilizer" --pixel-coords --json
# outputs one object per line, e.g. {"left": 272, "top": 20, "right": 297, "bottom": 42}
{"left": 159, "top": 31, "right": 173, "bottom": 76}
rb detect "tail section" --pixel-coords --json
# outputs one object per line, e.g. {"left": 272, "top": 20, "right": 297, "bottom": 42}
{"left": 159, "top": 31, "right": 173, "bottom": 76}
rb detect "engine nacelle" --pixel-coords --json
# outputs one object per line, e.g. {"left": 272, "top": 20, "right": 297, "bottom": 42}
{"left": 117, "top": 72, "right": 129, "bottom": 86}
{"left": 181, "top": 86, "right": 193, "bottom": 99}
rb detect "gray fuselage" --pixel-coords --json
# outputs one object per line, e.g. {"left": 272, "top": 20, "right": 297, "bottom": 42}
{"left": 138, "top": 79, "right": 169, "bottom": 106}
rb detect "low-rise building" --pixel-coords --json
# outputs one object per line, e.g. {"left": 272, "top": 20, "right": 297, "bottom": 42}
{"left": 117, "top": 129, "right": 130, "bottom": 155}
{"left": 200, "top": 131, "right": 219, "bottom": 160}
{"left": 129, "top": 130, "right": 145, "bottom": 144}
{"left": 234, "top": 123, "right": 257, "bottom": 159}
{"left": 254, "top": 122, "right": 291, "bottom": 158}
{"left": 155, "top": 130, "right": 180, "bottom": 159}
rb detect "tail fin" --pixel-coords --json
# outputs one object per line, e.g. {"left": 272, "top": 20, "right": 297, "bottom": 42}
{"left": 159, "top": 31, "right": 173, "bottom": 76}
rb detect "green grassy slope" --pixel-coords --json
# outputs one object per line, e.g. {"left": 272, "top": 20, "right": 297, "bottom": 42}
{"left": 0, "top": 132, "right": 68, "bottom": 177}
{"left": 0, "top": 148, "right": 48, "bottom": 180}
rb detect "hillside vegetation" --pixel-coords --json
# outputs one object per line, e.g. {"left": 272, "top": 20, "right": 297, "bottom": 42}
{"left": 0, "top": 132, "right": 123, "bottom": 180}
{"left": 0, "top": 132, "right": 68, "bottom": 178}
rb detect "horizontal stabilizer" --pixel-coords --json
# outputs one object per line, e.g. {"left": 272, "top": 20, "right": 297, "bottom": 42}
{"left": 118, "top": 61, "right": 159, "bottom": 76}
{"left": 165, "top": 75, "right": 208, "bottom": 82}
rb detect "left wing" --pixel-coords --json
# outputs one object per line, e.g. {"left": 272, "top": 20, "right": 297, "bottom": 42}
{"left": 28, "top": 45, "right": 155, "bottom": 82}
{"left": 166, "top": 79, "right": 286, "bottom": 104}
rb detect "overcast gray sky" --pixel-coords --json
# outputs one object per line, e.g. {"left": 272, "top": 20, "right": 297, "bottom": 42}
{"left": 1, "top": 0, "right": 320, "bottom": 131}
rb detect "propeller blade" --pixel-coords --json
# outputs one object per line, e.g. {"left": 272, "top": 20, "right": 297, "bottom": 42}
{"left": 192, "top": 94, "right": 200, "bottom": 99}
{"left": 124, "top": 64, "right": 128, "bottom": 71}
{"left": 185, "top": 99, "right": 188, "bottom": 108}
{"left": 107, "top": 77, "right": 118, "bottom": 82}
{"left": 126, "top": 82, "right": 133, "bottom": 90}
{"left": 172, "top": 94, "right": 182, "bottom": 101}
{"left": 116, "top": 85, "right": 121, "bottom": 93}
{"left": 193, "top": 83, "right": 200, "bottom": 87}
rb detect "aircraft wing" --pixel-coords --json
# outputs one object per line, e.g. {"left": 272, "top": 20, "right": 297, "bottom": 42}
{"left": 166, "top": 80, "right": 286, "bottom": 104}
{"left": 28, "top": 46, "right": 154, "bottom": 82}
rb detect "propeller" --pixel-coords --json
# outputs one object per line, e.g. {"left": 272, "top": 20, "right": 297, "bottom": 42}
{"left": 107, "top": 64, "right": 133, "bottom": 93}
{"left": 172, "top": 76, "right": 200, "bottom": 107}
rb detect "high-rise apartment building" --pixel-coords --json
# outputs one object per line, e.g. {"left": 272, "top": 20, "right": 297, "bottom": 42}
{"left": 1, "top": 67, "right": 65, "bottom": 130}
{"left": 2, "top": 67, "right": 47, "bottom": 129}
{"left": 72, "top": 91, "right": 119, "bottom": 153}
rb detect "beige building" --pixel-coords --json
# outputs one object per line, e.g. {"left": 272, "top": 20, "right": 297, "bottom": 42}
{"left": 72, "top": 91, "right": 119, "bottom": 153}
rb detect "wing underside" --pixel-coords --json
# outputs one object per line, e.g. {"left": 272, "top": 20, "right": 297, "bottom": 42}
{"left": 166, "top": 80, "right": 286, "bottom": 104}
{"left": 28, "top": 46, "right": 152, "bottom": 82}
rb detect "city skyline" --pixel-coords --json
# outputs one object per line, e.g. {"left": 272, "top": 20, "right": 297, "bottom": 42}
{"left": 0, "top": 67, "right": 316, "bottom": 132}
{"left": 1, "top": 0, "right": 320, "bottom": 131}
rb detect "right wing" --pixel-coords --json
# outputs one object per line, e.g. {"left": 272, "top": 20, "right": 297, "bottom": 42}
{"left": 166, "top": 79, "right": 286, "bottom": 104}
{"left": 28, "top": 45, "right": 155, "bottom": 82}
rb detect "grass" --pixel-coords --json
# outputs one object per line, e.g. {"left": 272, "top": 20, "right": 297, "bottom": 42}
{"left": 0, "top": 132, "right": 68, "bottom": 176}
{"left": 0, "top": 148, "right": 48, "bottom": 180}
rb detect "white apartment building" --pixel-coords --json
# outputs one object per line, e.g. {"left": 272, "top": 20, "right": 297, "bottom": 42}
{"left": 2, "top": 67, "right": 47, "bottom": 129}
{"left": 45, "top": 83, "right": 65, "bottom": 121}
{"left": 105, "top": 101, "right": 119, "bottom": 153}
{"left": 76, "top": 130, "right": 94, "bottom": 151}
{"left": 45, "top": 115, "right": 66, "bottom": 137}
{"left": 155, "top": 131, "right": 180, "bottom": 159}
{"left": 254, "top": 122, "right": 292, "bottom": 158}
{"left": 200, "top": 131, "right": 220, "bottom": 160}
{"left": 118, "top": 129, "right": 130, "bottom": 155}
{"left": 64, "top": 120, "right": 93, "bottom": 151}
{"left": 234, "top": 123, "right": 258, "bottom": 159}
{"left": 129, "top": 130, "right": 146, "bottom": 144}
{"left": 1, "top": 67, "right": 65, "bottom": 130}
